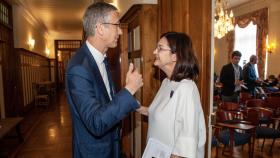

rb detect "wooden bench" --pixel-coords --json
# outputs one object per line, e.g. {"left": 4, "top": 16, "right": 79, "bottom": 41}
{"left": 0, "top": 117, "right": 24, "bottom": 142}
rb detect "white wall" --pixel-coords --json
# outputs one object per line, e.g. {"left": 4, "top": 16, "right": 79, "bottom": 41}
{"left": 215, "top": 0, "right": 280, "bottom": 77}
{"left": 105, "top": 0, "right": 157, "bottom": 17}
{"left": 267, "top": 1, "right": 280, "bottom": 76}
{"left": 12, "top": 3, "right": 83, "bottom": 59}
{"left": 13, "top": 4, "right": 49, "bottom": 57}
{"left": 12, "top": 0, "right": 157, "bottom": 59}
{"left": 214, "top": 36, "right": 228, "bottom": 75}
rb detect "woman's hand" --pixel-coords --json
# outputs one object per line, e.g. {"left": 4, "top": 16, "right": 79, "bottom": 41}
{"left": 136, "top": 106, "right": 149, "bottom": 116}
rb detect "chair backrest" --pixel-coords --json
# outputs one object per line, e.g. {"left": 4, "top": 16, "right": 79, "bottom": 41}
{"left": 213, "top": 95, "right": 222, "bottom": 107}
{"left": 239, "top": 92, "right": 252, "bottom": 105}
{"left": 216, "top": 109, "right": 240, "bottom": 123}
{"left": 218, "top": 102, "right": 240, "bottom": 111}
{"left": 32, "top": 83, "right": 49, "bottom": 96}
{"left": 37, "top": 85, "right": 48, "bottom": 94}
{"left": 244, "top": 108, "right": 260, "bottom": 126}
{"left": 266, "top": 97, "right": 280, "bottom": 109}
{"left": 259, "top": 107, "right": 273, "bottom": 116}
{"left": 32, "top": 83, "right": 39, "bottom": 96}
{"left": 244, "top": 107, "right": 273, "bottom": 126}
{"left": 270, "top": 92, "right": 280, "bottom": 97}
{"left": 246, "top": 99, "right": 267, "bottom": 108}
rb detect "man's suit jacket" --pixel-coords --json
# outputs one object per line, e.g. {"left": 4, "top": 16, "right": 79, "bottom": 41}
{"left": 243, "top": 63, "right": 257, "bottom": 91}
{"left": 220, "top": 63, "right": 243, "bottom": 96}
{"left": 65, "top": 43, "right": 139, "bottom": 158}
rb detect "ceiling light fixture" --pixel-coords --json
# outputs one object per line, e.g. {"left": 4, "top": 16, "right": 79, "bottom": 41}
{"left": 214, "top": 0, "right": 234, "bottom": 39}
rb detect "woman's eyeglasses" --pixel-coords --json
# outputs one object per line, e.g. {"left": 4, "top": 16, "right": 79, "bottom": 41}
{"left": 155, "top": 46, "right": 172, "bottom": 53}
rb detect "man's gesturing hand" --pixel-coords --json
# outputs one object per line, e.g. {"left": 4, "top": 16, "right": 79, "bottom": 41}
{"left": 125, "top": 63, "right": 143, "bottom": 95}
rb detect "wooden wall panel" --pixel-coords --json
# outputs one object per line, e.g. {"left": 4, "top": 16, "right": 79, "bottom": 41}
{"left": 158, "top": 0, "right": 171, "bottom": 34}
{"left": 159, "top": 0, "right": 212, "bottom": 157}
{"left": 16, "top": 48, "right": 51, "bottom": 112}
{"left": 139, "top": 5, "right": 159, "bottom": 154}
{"left": 140, "top": 5, "right": 159, "bottom": 109}
{"left": 171, "top": 0, "right": 190, "bottom": 33}
{"left": 0, "top": 56, "right": 5, "bottom": 118}
{"left": 120, "top": 5, "right": 159, "bottom": 157}
{"left": 118, "top": 24, "right": 132, "bottom": 158}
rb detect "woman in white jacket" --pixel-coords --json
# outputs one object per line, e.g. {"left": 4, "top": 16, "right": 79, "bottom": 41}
{"left": 138, "top": 32, "right": 206, "bottom": 158}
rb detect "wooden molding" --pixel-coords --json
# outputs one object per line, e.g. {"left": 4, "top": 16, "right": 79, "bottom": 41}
{"left": 15, "top": 48, "right": 50, "bottom": 59}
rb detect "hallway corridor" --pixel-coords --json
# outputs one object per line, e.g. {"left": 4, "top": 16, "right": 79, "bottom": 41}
{"left": 14, "top": 93, "right": 72, "bottom": 158}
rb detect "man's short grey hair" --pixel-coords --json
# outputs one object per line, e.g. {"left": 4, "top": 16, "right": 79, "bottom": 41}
{"left": 250, "top": 55, "right": 257, "bottom": 62}
{"left": 83, "top": 2, "right": 117, "bottom": 37}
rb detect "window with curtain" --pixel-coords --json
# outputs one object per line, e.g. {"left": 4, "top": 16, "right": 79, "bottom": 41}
{"left": 234, "top": 21, "right": 258, "bottom": 76}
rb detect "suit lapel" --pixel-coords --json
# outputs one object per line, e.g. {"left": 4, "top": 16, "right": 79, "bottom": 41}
{"left": 82, "top": 44, "right": 111, "bottom": 101}
{"left": 229, "top": 64, "right": 235, "bottom": 79}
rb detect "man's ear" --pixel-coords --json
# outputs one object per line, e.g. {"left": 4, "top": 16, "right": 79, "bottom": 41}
{"left": 171, "top": 53, "right": 177, "bottom": 62}
{"left": 95, "top": 23, "right": 104, "bottom": 37}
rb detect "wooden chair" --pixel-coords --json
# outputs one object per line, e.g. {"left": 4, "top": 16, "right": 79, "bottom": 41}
{"left": 215, "top": 110, "right": 253, "bottom": 156}
{"left": 212, "top": 125, "right": 221, "bottom": 158}
{"left": 244, "top": 107, "right": 280, "bottom": 153}
{"left": 218, "top": 102, "right": 243, "bottom": 120}
{"left": 239, "top": 92, "right": 252, "bottom": 106}
{"left": 218, "top": 102, "right": 241, "bottom": 111}
{"left": 269, "top": 92, "right": 280, "bottom": 97}
{"left": 266, "top": 97, "right": 280, "bottom": 117}
{"left": 213, "top": 95, "right": 222, "bottom": 108}
{"left": 49, "top": 82, "right": 57, "bottom": 98}
{"left": 245, "top": 99, "right": 267, "bottom": 108}
{"left": 32, "top": 83, "right": 50, "bottom": 107}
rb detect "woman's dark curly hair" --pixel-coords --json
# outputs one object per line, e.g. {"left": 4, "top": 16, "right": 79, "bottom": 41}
{"left": 160, "top": 32, "right": 199, "bottom": 82}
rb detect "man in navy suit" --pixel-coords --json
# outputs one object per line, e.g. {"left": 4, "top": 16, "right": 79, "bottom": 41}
{"left": 65, "top": 2, "right": 143, "bottom": 158}
{"left": 243, "top": 55, "right": 261, "bottom": 97}
{"left": 220, "top": 51, "right": 243, "bottom": 103}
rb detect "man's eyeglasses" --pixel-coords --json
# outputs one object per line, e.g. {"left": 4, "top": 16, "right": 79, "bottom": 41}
{"left": 102, "top": 23, "right": 121, "bottom": 28}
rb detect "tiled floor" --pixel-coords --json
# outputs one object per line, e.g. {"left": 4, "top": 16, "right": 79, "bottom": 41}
{"left": 14, "top": 93, "right": 72, "bottom": 158}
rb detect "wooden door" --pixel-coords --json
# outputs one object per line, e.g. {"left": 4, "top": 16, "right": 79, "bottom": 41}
{"left": 0, "top": 40, "right": 5, "bottom": 118}
{"left": 0, "top": 0, "right": 19, "bottom": 117}
{"left": 54, "top": 40, "right": 82, "bottom": 89}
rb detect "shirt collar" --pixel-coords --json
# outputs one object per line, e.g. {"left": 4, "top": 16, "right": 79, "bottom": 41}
{"left": 232, "top": 63, "right": 239, "bottom": 68}
{"left": 86, "top": 40, "right": 106, "bottom": 64}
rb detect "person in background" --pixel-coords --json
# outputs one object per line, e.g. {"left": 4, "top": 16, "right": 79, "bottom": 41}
{"left": 243, "top": 55, "right": 262, "bottom": 97}
{"left": 214, "top": 72, "right": 219, "bottom": 96}
{"left": 264, "top": 74, "right": 279, "bottom": 92}
{"left": 137, "top": 32, "right": 206, "bottom": 158}
{"left": 65, "top": 2, "right": 143, "bottom": 158}
{"left": 220, "top": 51, "right": 243, "bottom": 103}
{"left": 265, "top": 74, "right": 278, "bottom": 87}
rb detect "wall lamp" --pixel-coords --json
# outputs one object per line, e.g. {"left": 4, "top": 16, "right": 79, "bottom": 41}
{"left": 45, "top": 48, "right": 50, "bottom": 57}
{"left": 267, "top": 42, "right": 276, "bottom": 54}
{"left": 28, "top": 38, "right": 35, "bottom": 50}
